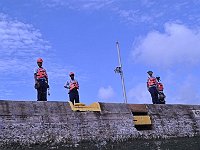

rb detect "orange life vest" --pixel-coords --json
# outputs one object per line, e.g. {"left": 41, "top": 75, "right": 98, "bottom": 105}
{"left": 147, "top": 77, "right": 157, "bottom": 87}
{"left": 157, "top": 82, "right": 164, "bottom": 91}
{"left": 36, "top": 68, "right": 48, "bottom": 79}
{"left": 69, "top": 80, "right": 79, "bottom": 91}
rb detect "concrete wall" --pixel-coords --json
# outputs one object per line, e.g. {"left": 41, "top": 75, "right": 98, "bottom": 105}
{"left": 145, "top": 104, "right": 200, "bottom": 138}
{"left": 0, "top": 100, "right": 200, "bottom": 149}
{"left": 0, "top": 101, "right": 137, "bottom": 148}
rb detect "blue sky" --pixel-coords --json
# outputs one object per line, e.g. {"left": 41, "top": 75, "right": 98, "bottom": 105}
{"left": 0, "top": 0, "right": 200, "bottom": 104}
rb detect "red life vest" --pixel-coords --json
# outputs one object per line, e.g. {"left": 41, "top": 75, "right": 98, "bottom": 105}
{"left": 69, "top": 81, "right": 79, "bottom": 91}
{"left": 36, "top": 68, "right": 48, "bottom": 79}
{"left": 157, "top": 82, "right": 164, "bottom": 91}
{"left": 147, "top": 77, "right": 157, "bottom": 87}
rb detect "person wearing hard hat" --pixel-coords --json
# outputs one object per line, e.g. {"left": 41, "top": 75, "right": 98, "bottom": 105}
{"left": 64, "top": 72, "right": 79, "bottom": 104}
{"left": 34, "top": 58, "right": 49, "bottom": 101}
{"left": 147, "top": 71, "right": 159, "bottom": 104}
{"left": 156, "top": 77, "right": 166, "bottom": 104}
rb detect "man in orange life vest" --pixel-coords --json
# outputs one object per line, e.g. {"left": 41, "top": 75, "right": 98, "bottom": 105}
{"left": 147, "top": 71, "right": 159, "bottom": 104}
{"left": 156, "top": 77, "right": 166, "bottom": 104}
{"left": 64, "top": 72, "right": 79, "bottom": 104}
{"left": 34, "top": 58, "right": 49, "bottom": 101}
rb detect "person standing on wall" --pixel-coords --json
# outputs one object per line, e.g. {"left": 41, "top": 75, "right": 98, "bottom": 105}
{"left": 156, "top": 77, "right": 166, "bottom": 104}
{"left": 64, "top": 72, "right": 79, "bottom": 104}
{"left": 147, "top": 71, "right": 159, "bottom": 104}
{"left": 34, "top": 58, "right": 49, "bottom": 101}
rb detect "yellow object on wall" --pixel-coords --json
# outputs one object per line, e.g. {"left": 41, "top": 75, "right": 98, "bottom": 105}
{"left": 69, "top": 101, "right": 101, "bottom": 112}
{"left": 133, "top": 116, "right": 151, "bottom": 125}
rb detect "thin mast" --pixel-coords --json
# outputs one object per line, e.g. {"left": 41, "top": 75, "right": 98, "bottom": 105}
{"left": 115, "top": 41, "right": 127, "bottom": 103}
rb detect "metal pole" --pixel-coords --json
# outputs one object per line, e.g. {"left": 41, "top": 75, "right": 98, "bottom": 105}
{"left": 115, "top": 41, "right": 128, "bottom": 103}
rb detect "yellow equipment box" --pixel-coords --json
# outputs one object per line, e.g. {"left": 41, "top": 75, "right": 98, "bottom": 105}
{"left": 133, "top": 115, "right": 151, "bottom": 125}
{"left": 69, "top": 101, "right": 101, "bottom": 112}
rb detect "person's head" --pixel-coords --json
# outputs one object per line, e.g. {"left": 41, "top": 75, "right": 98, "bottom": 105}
{"left": 37, "top": 58, "right": 43, "bottom": 67}
{"left": 147, "top": 70, "right": 153, "bottom": 76}
{"left": 69, "top": 72, "right": 75, "bottom": 79}
{"left": 156, "top": 76, "right": 160, "bottom": 82}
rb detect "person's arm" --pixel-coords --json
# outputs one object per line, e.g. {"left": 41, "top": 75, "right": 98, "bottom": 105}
{"left": 155, "top": 78, "right": 159, "bottom": 90}
{"left": 45, "top": 73, "right": 49, "bottom": 84}
{"left": 42, "top": 68, "right": 48, "bottom": 83}
{"left": 76, "top": 80, "right": 79, "bottom": 89}
{"left": 44, "top": 69, "right": 49, "bottom": 88}
{"left": 34, "top": 74, "right": 37, "bottom": 84}
{"left": 64, "top": 81, "right": 70, "bottom": 89}
{"left": 34, "top": 68, "right": 38, "bottom": 84}
{"left": 147, "top": 78, "right": 149, "bottom": 89}
{"left": 34, "top": 68, "right": 39, "bottom": 89}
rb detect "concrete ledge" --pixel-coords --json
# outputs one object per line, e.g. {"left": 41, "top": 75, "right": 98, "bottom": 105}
{"left": 0, "top": 100, "right": 200, "bottom": 148}
{"left": 0, "top": 100, "right": 137, "bottom": 148}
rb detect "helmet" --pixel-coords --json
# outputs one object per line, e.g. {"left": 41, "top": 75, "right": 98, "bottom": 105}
{"left": 69, "top": 72, "right": 74, "bottom": 76}
{"left": 37, "top": 58, "right": 43, "bottom": 63}
{"left": 147, "top": 70, "right": 153, "bottom": 74}
{"left": 156, "top": 77, "right": 160, "bottom": 81}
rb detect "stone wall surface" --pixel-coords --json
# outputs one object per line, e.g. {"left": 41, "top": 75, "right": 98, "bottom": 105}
{"left": 0, "top": 100, "right": 137, "bottom": 147}
{"left": 143, "top": 104, "right": 200, "bottom": 138}
{"left": 0, "top": 100, "right": 200, "bottom": 149}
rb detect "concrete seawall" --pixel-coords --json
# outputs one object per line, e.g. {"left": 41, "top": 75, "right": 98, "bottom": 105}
{"left": 0, "top": 100, "right": 200, "bottom": 149}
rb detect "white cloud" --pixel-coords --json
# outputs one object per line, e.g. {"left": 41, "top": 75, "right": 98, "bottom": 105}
{"left": 0, "top": 13, "right": 83, "bottom": 99}
{"left": 112, "top": 1, "right": 200, "bottom": 27}
{"left": 129, "top": 22, "right": 200, "bottom": 105}
{"left": 41, "top": 0, "right": 114, "bottom": 10}
{"left": 127, "top": 71, "right": 200, "bottom": 105}
{"left": 128, "top": 83, "right": 151, "bottom": 104}
{"left": 0, "top": 14, "right": 50, "bottom": 51}
{"left": 40, "top": 0, "right": 200, "bottom": 27}
{"left": 132, "top": 23, "right": 200, "bottom": 68}
{"left": 0, "top": 13, "right": 51, "bottom": 73}
{"left": 163, "top": 73, "right": 200, "bottom": 104}
{"left": 98, "top": 86, "right": 115, "bottom": 100}
{"left": 77, "top": 0, "right": 114, "bottom": 10}
{"left": 0, "top": 13, "right": 52, "bottom": 99}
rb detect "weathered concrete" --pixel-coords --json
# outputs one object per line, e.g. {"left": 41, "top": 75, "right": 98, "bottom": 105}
{"left": 0, "top": 100, "right": 137, "bottom": 148}
{"left": 0, "top": 100, "right": 200, "bottom": 149}
{"left": 144, "top": 104, "right": 200, "bottom": 138}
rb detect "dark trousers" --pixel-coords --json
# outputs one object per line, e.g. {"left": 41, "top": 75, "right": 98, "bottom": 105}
{"left": 69, "top": 89, "right": 79, "bottom": 104}
{"left": 149, "top": 86, "right": 159, "bottom": 104}
{"left": 158, "top": 92, "right": 166, "bottom": 104}
{"left": 37, "top": 79, "right": 48, "bottom": 101}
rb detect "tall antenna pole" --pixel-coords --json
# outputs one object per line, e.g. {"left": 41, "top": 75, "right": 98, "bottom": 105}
{"left": 114, "top": 41, "right": 128, "bottom": 103}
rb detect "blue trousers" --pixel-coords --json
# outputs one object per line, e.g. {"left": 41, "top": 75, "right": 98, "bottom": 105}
{"left": 37, "top": 79, "right": 48, "bottom": 101}
{"left": 149, "top": 86, "right": 159, "bottom": 104}
{"left": 69, "top": 89, "right": 79, "bottom": 104}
